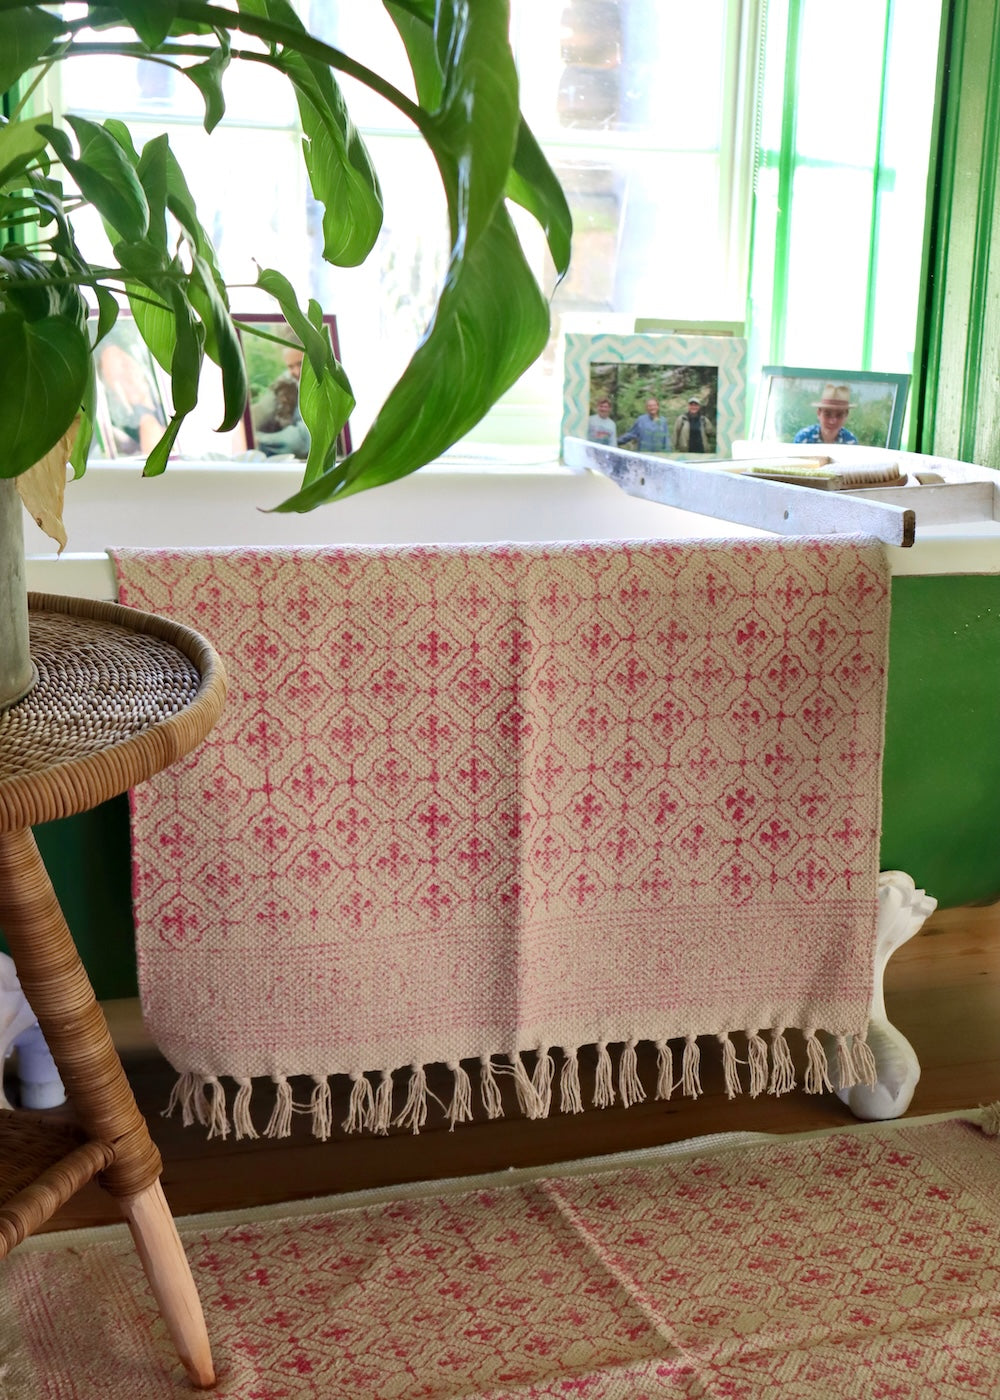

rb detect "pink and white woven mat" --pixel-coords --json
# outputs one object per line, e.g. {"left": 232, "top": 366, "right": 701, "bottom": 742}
{"left": 111, "top": 537, "right": 891, "bottom": 1139}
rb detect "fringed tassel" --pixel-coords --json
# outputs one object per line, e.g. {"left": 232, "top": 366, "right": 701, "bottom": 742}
{"left": 618, "top": 1040, "right": 646, "bottom": 1107}
{"left": 163, "top": 1071, "right": 200, "bottom": 1126}
{"left": 232, "top": 1078, "right": 258, "bottom": 1140}
{"left": 512, "top": 1053, "right": 543, "bottom": 1118}
{"left": 560, "top": 1046, "right": 584, "bottom": 1114}
{"left": 264, "top": 1075, "right": 294, "bottom": 1138}
{"left": 479, "top": 1056, "right": 505, "bottom": 1119}
{"left": 803, "top": 1031, "right": 832, "bottom": 1094}
{"left": 833, "top": 1035, "right": 856, "bottom": 1092}
{"left": 446, "top": 1062, "right": 474, "bottom": 1131}
{"left": 681, "top": 1036, "right": 702, "bottom": 1098}
{"left": 746, "top": 1031, "right": 769, "bottom": 1098}
{"left": 593, "top": 1041, "right": 615, "bottom": 1108}
{"left": 718, "top": 1034, "right": 741, "bottom": 1100}
{"left": 190, "top": 1078, "right": 211, "bottom": 1127}
{"left": 851, "top": 1035, "right": 878, "bottom": 1088}
{"left": 373, "top": 1069, "right": 394, "bottom": 1135}
{"left": 394, "top": 1063, "right": 428, "bottom": 1134}
{"left": 204, "top": 1075, "right": 229, "bottom": 1139}
{"left": 769, "top": 1029, "right": 796, "bottom": 1095}
{"left": 343, "top": 1073, "right": 374, "bottom": 1134}
{"left": 654, "top": 1040, "right": 673, "bottom": 1100}
{"left": 532, "top": 1048, "right": 555, "bottom": 1118}
{"left": 311, "top": 1075, "right": 334, "bottom": 1141}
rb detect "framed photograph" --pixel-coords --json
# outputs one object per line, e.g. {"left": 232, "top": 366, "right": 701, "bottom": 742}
{"left": 752, "top": 366, "right": 911, "bottom": 449}
{"left": 562, "top": 332, "right": 748, "bottom": 461}
{"left": 91, "top": 315, "right": 169, "bottom": 459}
{"left": 237, "top": 313, "right": 351, "bottom": 461}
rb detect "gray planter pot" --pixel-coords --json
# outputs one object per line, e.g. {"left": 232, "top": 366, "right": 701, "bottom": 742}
{"left": 1, "top": 477, "right": 37, "bottom": 711}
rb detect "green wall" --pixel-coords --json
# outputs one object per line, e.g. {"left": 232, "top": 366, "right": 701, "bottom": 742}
{"left": 1, "top": 797, "right": 138, "bottom": 1000}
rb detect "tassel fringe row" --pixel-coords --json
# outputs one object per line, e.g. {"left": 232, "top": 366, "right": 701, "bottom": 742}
{"left": 164, "top": 1028, "right": 884, "bottom": 1139}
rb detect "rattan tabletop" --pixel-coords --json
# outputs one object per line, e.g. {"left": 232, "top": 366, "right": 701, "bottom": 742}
{"left": 0, "top": 593, "right": 227, "bottom": 831}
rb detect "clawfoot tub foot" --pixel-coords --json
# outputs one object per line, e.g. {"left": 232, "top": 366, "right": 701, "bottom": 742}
{"left": 837, "top": 870, "right": 937, "bottom": 1121}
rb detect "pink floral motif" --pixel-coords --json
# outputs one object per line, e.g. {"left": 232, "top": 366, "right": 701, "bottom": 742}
{"left": 116, "top": 539, "right": 890, "bottom": 1113}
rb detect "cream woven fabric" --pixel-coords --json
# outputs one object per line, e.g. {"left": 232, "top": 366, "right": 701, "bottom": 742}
{"left": 112, "top": 537, "right": 891, "bottom": 1138}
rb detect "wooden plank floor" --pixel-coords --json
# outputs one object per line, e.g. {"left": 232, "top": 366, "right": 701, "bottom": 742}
{"left": 33, "top": 902, "right": 1000, "bottom": 1232}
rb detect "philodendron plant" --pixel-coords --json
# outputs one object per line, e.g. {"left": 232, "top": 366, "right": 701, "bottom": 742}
{"left": 0, "top": 0, "right": 571, "bottom": 537}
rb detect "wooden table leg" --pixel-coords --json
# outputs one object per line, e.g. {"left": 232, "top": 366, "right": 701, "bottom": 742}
{"left": 0, "top": 827, "right": 216, "bottom": 1389}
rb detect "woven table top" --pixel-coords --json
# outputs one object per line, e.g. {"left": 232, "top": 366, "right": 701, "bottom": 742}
{"left": 0, "top": 594, "right": 227, "bottom": 831}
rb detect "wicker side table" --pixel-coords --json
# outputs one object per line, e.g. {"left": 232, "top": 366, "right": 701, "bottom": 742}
{"left": 0, "top": 593, "right": 227, "bottom": 1390}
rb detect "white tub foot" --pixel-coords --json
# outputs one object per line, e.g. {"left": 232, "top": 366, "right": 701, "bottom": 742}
{"left": 0, "top": 952, "right": 65, "bottom": 1110}
{"left": 837, "top": 870, "right": 936, "bottom": 1121}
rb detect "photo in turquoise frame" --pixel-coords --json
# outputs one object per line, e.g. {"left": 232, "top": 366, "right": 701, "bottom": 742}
{"left": 562, "top": 332, "right": 748, "bottom": 462}
{"left": 752, "top": 366, "right": 911, "bottom": 449}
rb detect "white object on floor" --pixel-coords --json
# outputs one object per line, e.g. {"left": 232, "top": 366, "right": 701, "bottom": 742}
{"left": 836, "top": 870, "right": 937, "bottom": 1121}
{"left": 0, "top": 952, "right": 65, "bottom": 1109}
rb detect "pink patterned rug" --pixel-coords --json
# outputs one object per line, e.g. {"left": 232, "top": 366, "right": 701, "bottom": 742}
{"left": 3, "top": 1111, "right": 999, "bottom": 1397}
{"left": 111, "top": 538, "right": 891, "bottom": 1139}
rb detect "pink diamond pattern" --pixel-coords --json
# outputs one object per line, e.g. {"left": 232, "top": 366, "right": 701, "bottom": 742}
{"left": 115, "top": 539, "right": 890, "bottom": 1085}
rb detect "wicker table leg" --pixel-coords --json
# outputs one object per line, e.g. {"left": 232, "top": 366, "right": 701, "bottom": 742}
{"left": 0, "top": 827, "right": 216, "bottom": 1389}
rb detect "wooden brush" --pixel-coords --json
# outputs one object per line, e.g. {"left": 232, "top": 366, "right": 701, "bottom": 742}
{"left": 737, "top": 460, "right": 907, "bottom": 490}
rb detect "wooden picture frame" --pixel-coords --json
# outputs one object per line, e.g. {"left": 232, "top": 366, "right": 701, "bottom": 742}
{"left": 237, "top": 313, "right": 351, "bottom": 461}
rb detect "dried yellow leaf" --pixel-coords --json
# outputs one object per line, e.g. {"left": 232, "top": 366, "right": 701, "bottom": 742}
{"left": 15, "top": 419, "right": 80, "bottom": 554}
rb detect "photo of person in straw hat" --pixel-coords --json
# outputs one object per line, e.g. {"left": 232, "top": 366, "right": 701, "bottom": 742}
{"left": 793, "top": 383, "right": 859, "bottom": 445}
{"left": 754, "top": 367, "right": 911, "bottom": 448}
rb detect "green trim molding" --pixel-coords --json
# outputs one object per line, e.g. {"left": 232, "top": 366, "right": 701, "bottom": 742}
{"left": 915, "top": 0, "right": 1000, "bottom": 465}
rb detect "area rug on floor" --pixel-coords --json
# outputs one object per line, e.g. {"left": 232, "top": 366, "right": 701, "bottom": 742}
{"left": 2, "top": 1109, "right": 999, "bottom": 1398}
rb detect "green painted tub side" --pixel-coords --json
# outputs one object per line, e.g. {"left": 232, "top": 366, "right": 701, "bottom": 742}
{"left": 5, "top": 571, "right": 999, "bottom": 1001}
{"left": 880, "top": 571, "right": 1000, "bottom": 909}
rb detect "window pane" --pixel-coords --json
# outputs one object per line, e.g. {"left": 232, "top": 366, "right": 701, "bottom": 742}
{"left": 795, "top": 0, "right": 887, "bottom": 165}
{"left": 67, "top": 122, "right": 311, "bottom": 306}
{"left": 58, "top": 23, "right": 299, "bottom": 124}
{"left": 782, "top": 167, "right": 874, "bottom": 365}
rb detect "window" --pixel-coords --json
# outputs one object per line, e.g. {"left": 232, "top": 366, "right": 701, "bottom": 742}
{"left": 49, "top": 1, "right": 941, "bottom": 457}
{"left": 749, "top": 0, "right": 943, "bottom": 423}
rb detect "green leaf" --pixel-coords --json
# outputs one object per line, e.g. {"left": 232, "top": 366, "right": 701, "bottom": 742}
{"left": 425, "top": 0, "right": 520, "bottom": 254}
{"left": 132, "top": 129, "right": 170, "bottom": 255}
{"left": 240, "top": 0, "right": 384, "bottom": 266}
{"left": 114, "top": 0, "right": 180, "bottom": 49}
{"left": 160, "top": 138, "right": 218, "bottom": 263}
{"left": 93, "top": 285, "right": 120, "bottom": 343}
{"left": 0, "top": 247, "right": 87, "bottom": 324}
{"left": 39, "top": 116, "right": 150, "bottom": 243}
{"left": 0, "top": 10, "right": 64, "bottom": 98}
{"left": 141, "top": 412, "right": 185, "bottom": 476}
{"left": 508, "top": 120, "right": 572, "bottom": 280}
{"left": 69, "top": 363, "right": 97, "bottom": 478}
{"left": 121, "top": 271, "right": 176, "bottom": 373}
{"left": 383, "top": 0, "right": 442, "bottom": 109}
{"left": 188, "top": 252, "right": 246, "bottom": 430}
{"left": 184, "top": 41, "right": 231, "bottom": 133}
{"left": 0, "top": 115, "right": 52, "bottom": 191}
{"left": 0, "top": 312, "right": 91, "bottom": 477}
{"left": 163, "top": 283, "right": 204, "bottom": 415}
{"left": 272, "top": 203, "right": 548, "bottom": 511}
{"left": 252, "top": 269, "right": 354, "bottom": 481}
